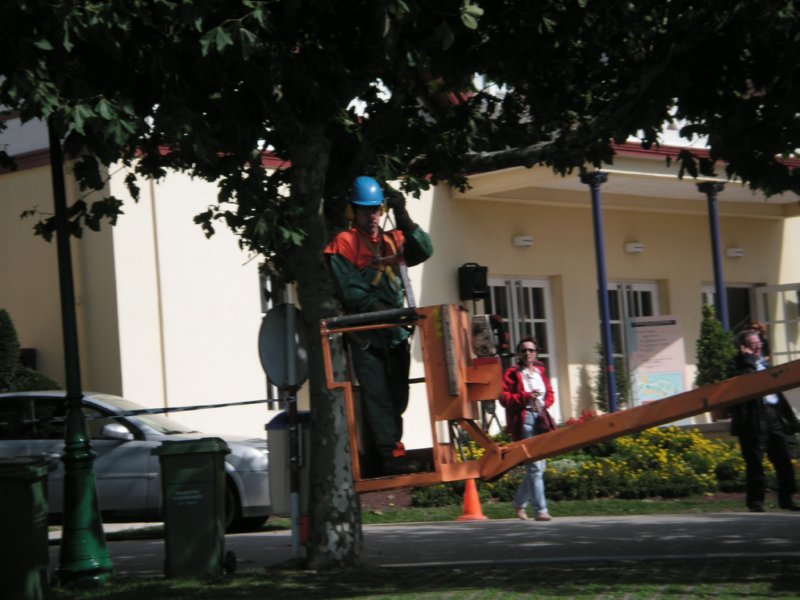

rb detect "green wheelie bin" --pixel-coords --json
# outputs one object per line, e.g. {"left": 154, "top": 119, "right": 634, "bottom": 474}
{"left": 0, "top": 456, "right": 57, "bottom": 600}
{"left": 152, "top": 438, "right": 231, "bottom": 578}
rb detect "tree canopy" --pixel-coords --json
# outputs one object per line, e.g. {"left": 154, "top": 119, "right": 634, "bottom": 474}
{"left": 3, "top": 1, "right": 799, "bottom": 265}
{"left": 2, "top": 0, "right": 799, "bottom": 568}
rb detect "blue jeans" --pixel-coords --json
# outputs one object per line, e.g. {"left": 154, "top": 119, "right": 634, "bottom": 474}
{"left": 513, "top": 411, "right": 548, "bottom": 514}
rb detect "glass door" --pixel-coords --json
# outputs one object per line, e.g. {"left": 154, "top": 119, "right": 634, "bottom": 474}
{"left": 700, "top": 284, "right": 754, "bottom": 332}
{"left": 486, "top": 277, "right": 560, "bottom": 421}
{"left": 606, "top": 282, "right": 660, "bottom": 409}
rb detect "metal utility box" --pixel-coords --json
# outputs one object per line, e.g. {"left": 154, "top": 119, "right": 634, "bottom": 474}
{"left": 152, "top": 437, "right": 230, "bottom": 578}
{"left": 265, "top": 410, "right": 311, "bottom": 516}
{"left": 0, "top": 456, "right": 56, "bottom": 600}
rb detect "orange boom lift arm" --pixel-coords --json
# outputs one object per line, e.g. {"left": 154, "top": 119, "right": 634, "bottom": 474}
{"left": 320, "top": 304, "right": 800, "bottom": 493}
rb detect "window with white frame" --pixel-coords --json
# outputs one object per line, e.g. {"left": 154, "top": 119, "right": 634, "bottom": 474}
{"left": 608, "top": 282, "right": 660, "bottom": 359}
{"left": 754, "top": 283, "right": 800, "bottom": 364}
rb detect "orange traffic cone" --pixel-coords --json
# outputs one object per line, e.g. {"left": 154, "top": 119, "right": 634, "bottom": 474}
{"left": 456, "top": 479, "right": 488, "bottom": 521}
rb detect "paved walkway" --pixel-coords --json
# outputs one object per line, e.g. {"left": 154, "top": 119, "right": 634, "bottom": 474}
{"left": 49, "top": 512, "right": 800, "bottom": 577}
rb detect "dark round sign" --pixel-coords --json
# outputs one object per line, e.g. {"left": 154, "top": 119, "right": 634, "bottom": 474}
{"left": 258, "top": 304, "right": 308, "bottom": 390}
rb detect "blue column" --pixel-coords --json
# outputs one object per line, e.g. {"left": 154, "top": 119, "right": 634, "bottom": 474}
{"left": 580, "top": 172, "right": 618, "bottom": 412}
{"left": 697, "top": 182, "right": 729, "bottom": 331}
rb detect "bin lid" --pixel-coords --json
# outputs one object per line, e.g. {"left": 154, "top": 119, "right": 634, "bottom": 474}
{"left": 0, "top": 456, "right": 57, "bottom": 480}
{"left": 151, "top": 437, "right": 231, "bottom": 456}
{"left": 265, "top": 410, "right": 312, "bottom": 430}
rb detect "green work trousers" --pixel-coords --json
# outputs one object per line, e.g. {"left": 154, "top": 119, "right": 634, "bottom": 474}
{"left": 350, "top": 338, "right": 411, "bottom": 458}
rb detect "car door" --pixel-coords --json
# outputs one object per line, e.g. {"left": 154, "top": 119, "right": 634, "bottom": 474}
{"left": 0, "top": 394, "right": 160, "bottom": 519}
{"left": 82, "top": 403, "right": 159, "bottom": 519}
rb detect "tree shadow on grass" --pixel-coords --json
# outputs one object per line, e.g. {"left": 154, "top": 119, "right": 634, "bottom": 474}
{"left": 51, "top": 558, "right": 799, "bottom": 599}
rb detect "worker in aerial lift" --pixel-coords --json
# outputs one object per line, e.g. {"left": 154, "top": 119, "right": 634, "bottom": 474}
{"left": 728, "top": 329, "right": 800, "bottom": 512}
{"left": 325, "top": 176, "right": 433, "bottom": 476}
{"left": 500, "top": 336, "right": 556, "bottom": 521}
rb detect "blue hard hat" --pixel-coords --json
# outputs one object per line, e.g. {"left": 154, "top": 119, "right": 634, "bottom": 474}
{"left": 350, "top": 176, "right": 384, "bottom": 206}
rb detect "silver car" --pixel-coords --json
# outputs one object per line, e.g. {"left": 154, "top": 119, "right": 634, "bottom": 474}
{"left": 0, "top": 391, "right": 270, "bottom": 531}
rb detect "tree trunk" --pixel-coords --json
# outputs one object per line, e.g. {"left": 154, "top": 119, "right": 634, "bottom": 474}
{"left": 286, "top": 134, "right": 363, "bottom": 568}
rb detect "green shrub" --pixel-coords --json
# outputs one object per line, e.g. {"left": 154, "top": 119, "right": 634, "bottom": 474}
{"left": 546, "top": 428, "right": 740, "bottom": 499}
{"left": 411, "top": 484, "right": 462, "bottom": 507}
{"left": 483, "top": 467, "right": 523, "bottom": 502}
{"left": 694, "top": 304, "right": 736, "bottom": 388}
{"left": 0, "top": 308, "right": 61, "bottom": 392}
{"left": 0, "top": 309, "right": 21, "bottom": 388}
{"left": 410, "top": 426, "right": 765, "bottom": 506}
{"left": 593, "top": 343, "right": 631, "bottom": 412}
{"left": 9, "top": 366, "right": 60, "bottom": 391}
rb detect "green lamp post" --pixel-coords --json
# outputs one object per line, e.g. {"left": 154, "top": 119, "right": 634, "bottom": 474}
{"left": 48, "top": 122, "right": 114, "bottom": 585}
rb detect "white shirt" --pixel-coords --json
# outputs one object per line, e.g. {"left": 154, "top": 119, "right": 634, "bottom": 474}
{"left": 756, "top": 358, "right": 780, "bottom": 405}
{"left": 521, "top": 366, "right": 546, "bottom": 411}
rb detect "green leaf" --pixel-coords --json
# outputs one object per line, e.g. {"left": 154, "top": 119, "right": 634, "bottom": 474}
{"left": 34, "top": 38, "right": 54, "bottom": 51}
{"left": 239, "top": 28, "right": 259, "bottom": 60}
{"left": 461, "top": 13, "right": 478, "bottom": 30}
{"left": 436, "top": 22, "right": 455, "bottom": 50}
{"left": 249, "top": 4, "right": 267, "bottom": 28}
{"left": 95, "top": 98, "right": 115, "bottom": 120}
{"left": 255, "top": 220, "right": 270, "bottom": 239}
{"left": 460, "top": 0, "right": 483, "bottom": 29}
{"left": 70, "top": 104, "right": 95, "bottom": 135}
{"left": 462, "top": 0, "right": 484, "bottom": 17}
{"left": 63, "top": 28, "right": 73, "bottom": 53}
{"left": 124, "top": 172, "right": 141, "bottom": 201}
{"left": 72, "top": 155, "right": 104, "bottom": 191}
{"left": 199, "top": 30, "right": 215, "bottom": 56}
{"left": 214, "top": 27, "right": 234, "bottom": 52}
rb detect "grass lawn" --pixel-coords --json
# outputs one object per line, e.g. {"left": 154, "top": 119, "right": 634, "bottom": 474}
{"left": 358, "top": 495, "right": 748, "bottom": 525}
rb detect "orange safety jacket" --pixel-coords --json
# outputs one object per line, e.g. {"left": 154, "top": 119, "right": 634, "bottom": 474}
{"left": 325, "top": 226, "right": 405, "bottom": 272}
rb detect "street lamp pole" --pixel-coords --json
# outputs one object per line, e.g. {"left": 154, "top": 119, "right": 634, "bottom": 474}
{"left": 48, "top": 122, "right": 113, "bottom": 585}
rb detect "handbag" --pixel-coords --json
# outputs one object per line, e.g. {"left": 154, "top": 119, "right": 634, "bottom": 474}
{"left": 535, "top": 408, "right": 557, "bottom": 435}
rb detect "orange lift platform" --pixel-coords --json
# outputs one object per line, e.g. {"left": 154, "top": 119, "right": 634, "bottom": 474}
{"left": 320, "top": 303, "right": 800, "bottom": 494}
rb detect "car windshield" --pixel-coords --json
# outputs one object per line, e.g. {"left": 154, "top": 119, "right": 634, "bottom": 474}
{"left": 98, "top": 396, "right": 199, "bottom": 435}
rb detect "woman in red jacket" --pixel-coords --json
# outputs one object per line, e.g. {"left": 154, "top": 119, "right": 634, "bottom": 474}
{"left": 500, "top": 336, "right": 555, "bottom": 521}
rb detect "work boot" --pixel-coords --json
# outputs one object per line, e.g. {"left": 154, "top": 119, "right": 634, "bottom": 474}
{"left": 382, "top": 455, "right": 422, "bottom": 475}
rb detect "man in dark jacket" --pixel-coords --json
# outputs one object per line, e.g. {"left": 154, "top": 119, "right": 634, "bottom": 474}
{"left": 728, "top": 329, "right": 800, "bottom": 512}
{"left": 325, "top": 176, "right": 433, "bottom": 476}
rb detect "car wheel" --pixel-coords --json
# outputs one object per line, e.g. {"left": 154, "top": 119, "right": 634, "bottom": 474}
{"left": 224, "top": 479, "right": 268, "bottom": 532}
{"left": 225, "top": 479, "right": 267, "bottom": 533}
{"left": 233, "top": 516, "right": 268, "bottom": 532}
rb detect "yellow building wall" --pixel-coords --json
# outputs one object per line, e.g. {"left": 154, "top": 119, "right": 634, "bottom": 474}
{"left": 3, "top": 159, "right": 798, "bottom": 446}
{"left": 0, "top": 165, "right": 65, "bottom": 384}
{"left": 1, "top": 161, "right": 273, "bottom": 438}
{"left": 408, "top": 178, "right": 794, "bottom": 426}
{"left": 107, "top": 168, "right": 273, "bottom": 437}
